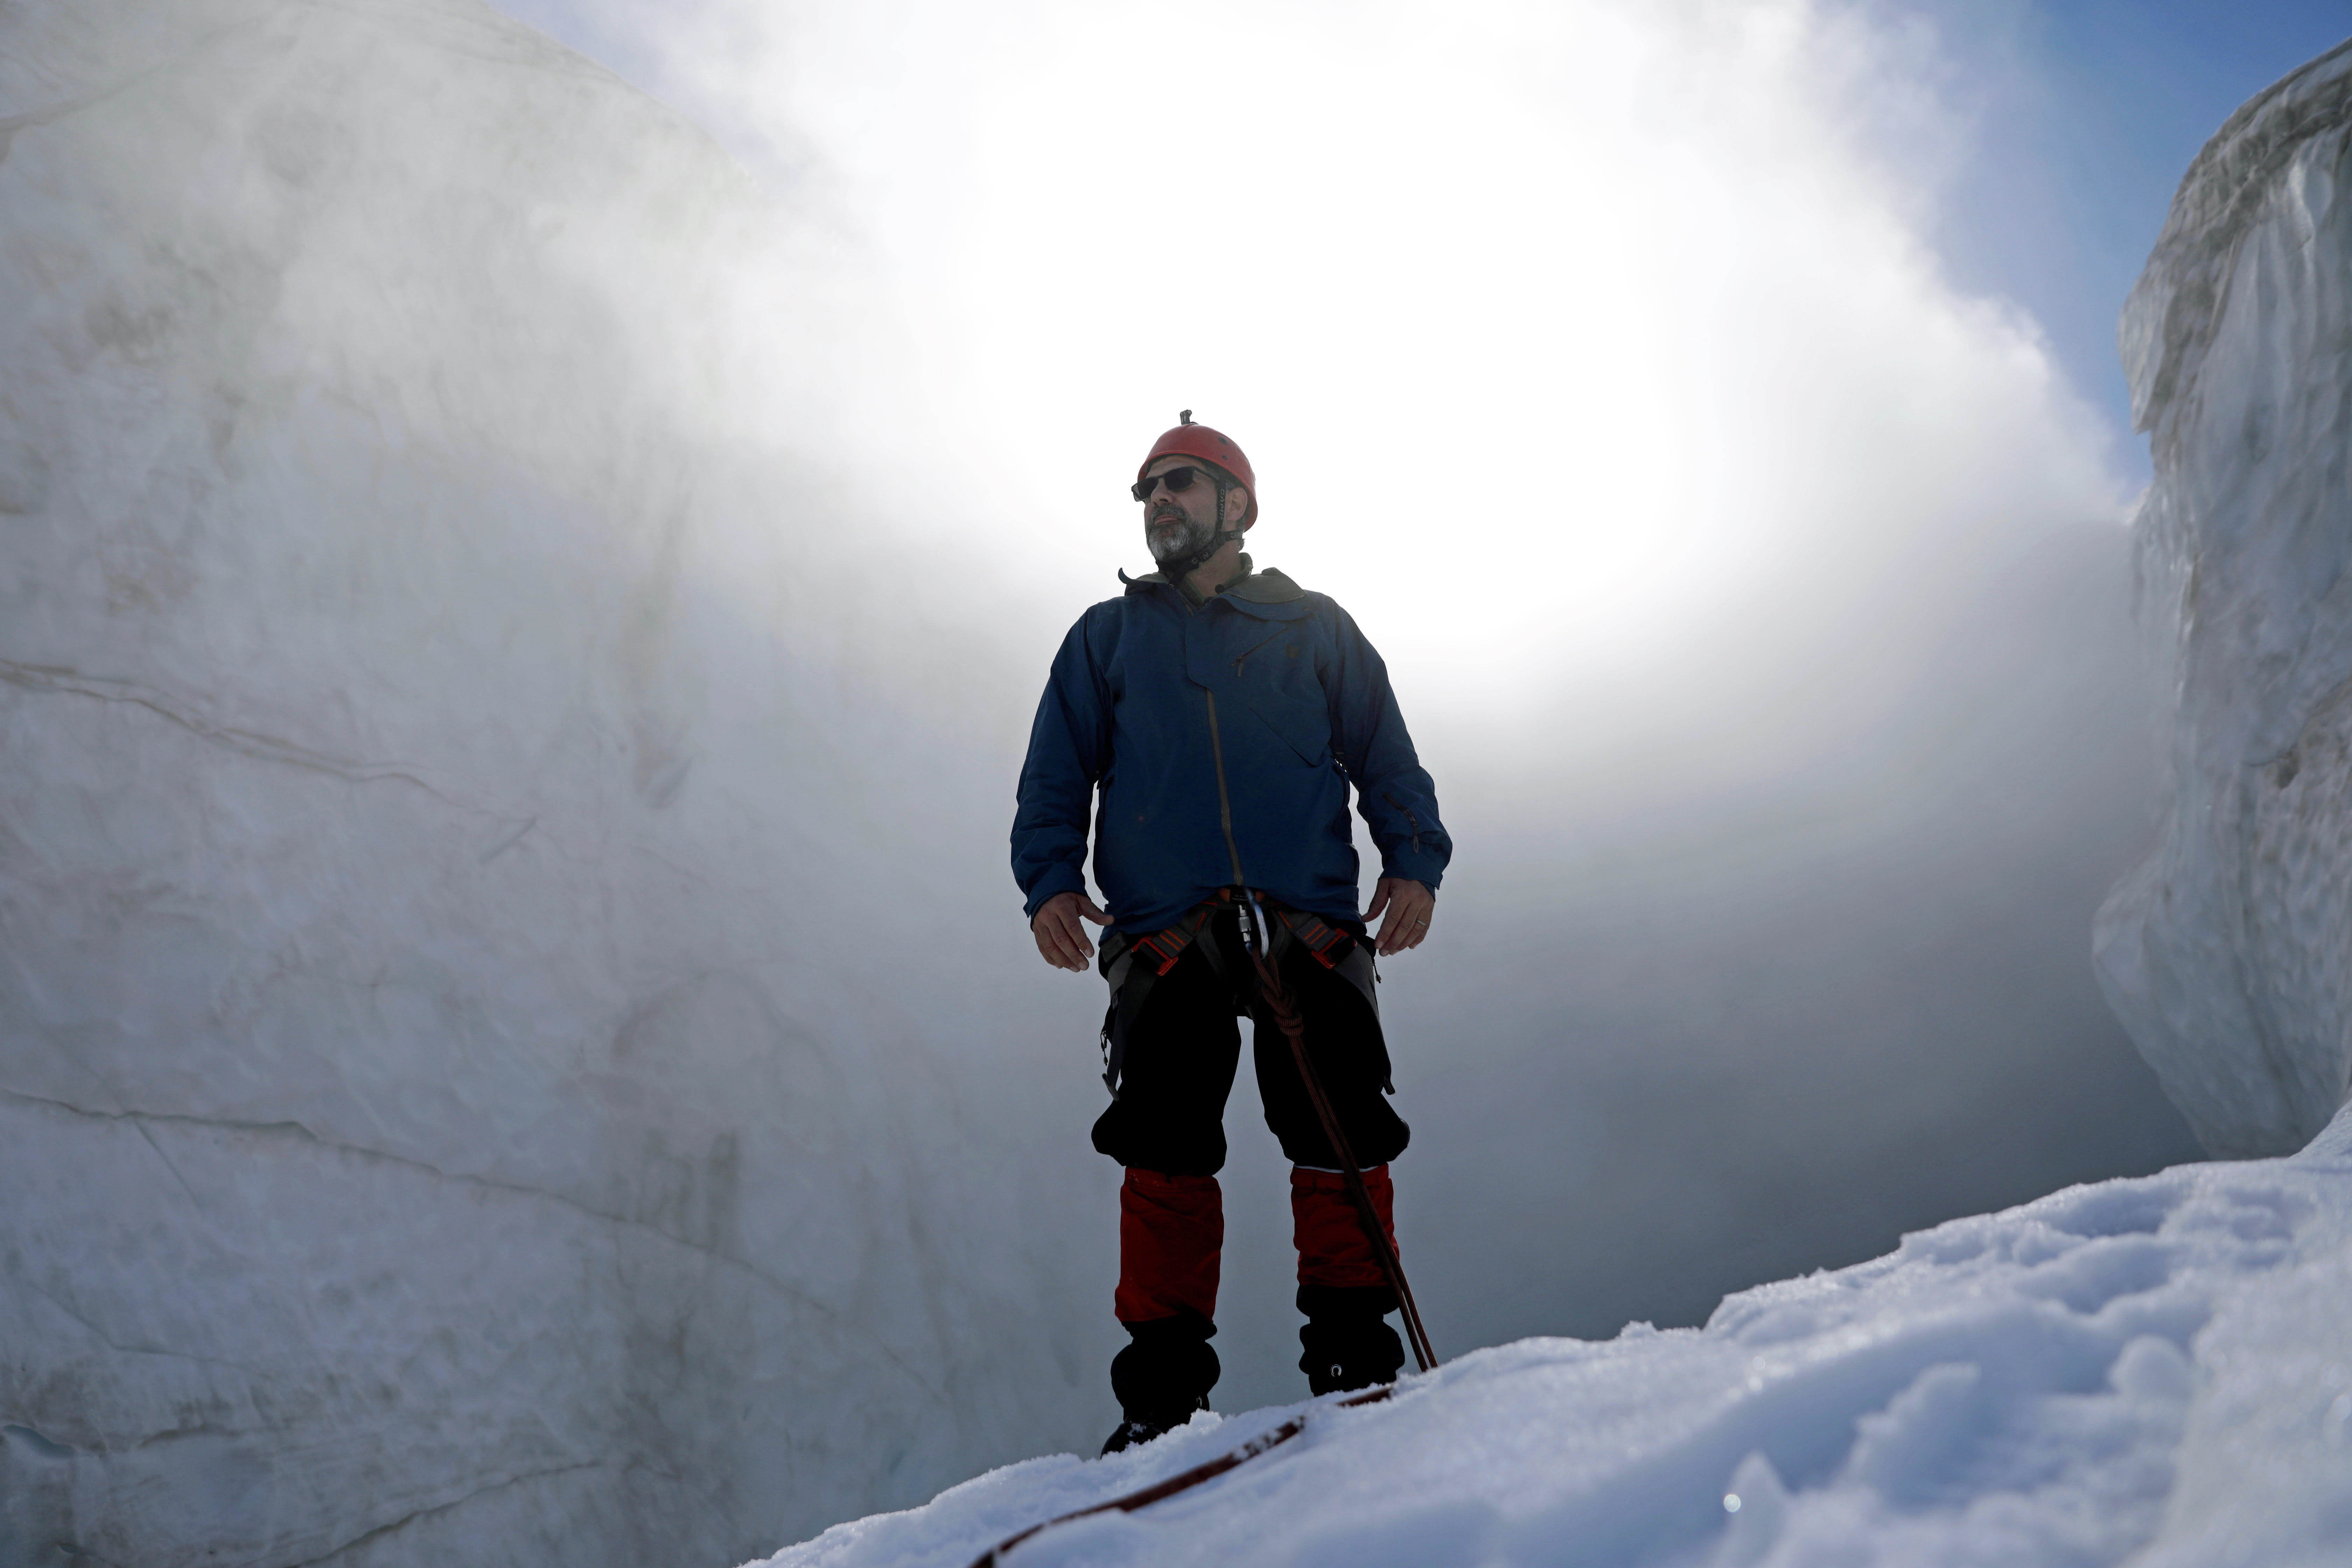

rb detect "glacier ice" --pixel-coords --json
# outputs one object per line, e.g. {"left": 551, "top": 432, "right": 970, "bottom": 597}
{"left": 764, "top": 1104, "right": 2352, "bottom": 1568}
{"left": 0, "top": 2, "right": 1112, "bottom": 1563}
{"left": 2094, "top": 41, "right": 2352, "bottom": 1157}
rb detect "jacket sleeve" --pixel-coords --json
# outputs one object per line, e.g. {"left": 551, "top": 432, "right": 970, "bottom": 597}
{"left": 1325, "top": 603, "right": 1452, "bottom": 891}
{"left": 1011, "top": 610, "right": 1112, "bottom": 920}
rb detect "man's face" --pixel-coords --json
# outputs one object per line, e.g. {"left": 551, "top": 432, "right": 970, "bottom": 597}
{"left": 1140, "top": 455, "right": 1229, "bottom": 566}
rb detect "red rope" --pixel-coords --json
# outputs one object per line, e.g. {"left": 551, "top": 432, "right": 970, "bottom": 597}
{"left": 1251, "top": 949, "right": 1437, "bottom": 1373}
{"left": 965, "top": 1388, "right": 1393, "bottom": 1568}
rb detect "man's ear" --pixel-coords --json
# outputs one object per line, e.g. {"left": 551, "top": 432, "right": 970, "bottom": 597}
{"left": 1226, "top": 486, "right": 1252, "bottom": 527}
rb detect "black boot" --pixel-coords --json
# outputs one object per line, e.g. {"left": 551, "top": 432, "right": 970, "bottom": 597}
{"left": 1298, "top": 1283, "right": 1404, "bottom": 1396}
{"left": 1103, "top": 1311, "right": 1219, "bottom": 1454}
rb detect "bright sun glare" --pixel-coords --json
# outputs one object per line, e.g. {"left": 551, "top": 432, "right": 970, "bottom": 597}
{"left": 635, "top": 0, "right": 2123, "bottom": 732}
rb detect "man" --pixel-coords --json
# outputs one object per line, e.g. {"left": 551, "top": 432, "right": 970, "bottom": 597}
{"left": 1011, "top": 413, "right": 1452, "bottom": 1452}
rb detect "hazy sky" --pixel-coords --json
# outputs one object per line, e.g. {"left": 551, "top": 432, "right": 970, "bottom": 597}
{"left": 1905, "top": 0, "right": 2351, "bottom": 481}
{"left": 464, "top": 0, "right": 2330, "bottom": 1408}
{"left": 495, "top": 0, "right": 2352, "bottom": 486}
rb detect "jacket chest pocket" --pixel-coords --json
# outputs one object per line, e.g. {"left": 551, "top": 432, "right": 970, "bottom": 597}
{"left": 1229, "top": 636, "right": 1331, "bottom": 768}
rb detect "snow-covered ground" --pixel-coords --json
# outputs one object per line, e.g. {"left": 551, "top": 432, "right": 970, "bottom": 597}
{"left": 766, "top": 1105, "right": 2352, "bottom": 1568}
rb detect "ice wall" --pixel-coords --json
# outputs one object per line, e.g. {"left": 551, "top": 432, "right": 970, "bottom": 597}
{"left": 0, "top": 3, "right": 1104, "bottom": 1563}
{"left": 2095, "top": 40, "right": 2352, "bottom": 1158}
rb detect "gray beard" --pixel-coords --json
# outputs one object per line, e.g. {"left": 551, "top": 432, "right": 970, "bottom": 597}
{"left": 1147, "top": 512, "right": 1212, "bottom": 566}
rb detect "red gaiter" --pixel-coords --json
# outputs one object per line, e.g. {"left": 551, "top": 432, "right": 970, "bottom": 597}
{"left": 1290, "top": 1164, "right": 1397, "bottom": 1290}
{"left": 1115, "top": 1169, "right": 1224, "bottom": 1324}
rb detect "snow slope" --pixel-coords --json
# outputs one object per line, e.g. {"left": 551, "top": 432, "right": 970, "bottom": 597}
{"left": 764, "top": 1104, "right": 2352, "bottom": 1568}
{"left": 2095, "top": 39, "right": 2352, "bottom": 1157}
{"left": 0, "top": 3, "right": 1110, "bottom": 1563}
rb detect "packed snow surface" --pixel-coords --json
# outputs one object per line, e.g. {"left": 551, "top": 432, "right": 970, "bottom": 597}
{"left": 2096, "top": 39, "right": 2352, "bottom": 1157}
{"left": 765, "top": 1107, "right": 2352, "bottom": 1568}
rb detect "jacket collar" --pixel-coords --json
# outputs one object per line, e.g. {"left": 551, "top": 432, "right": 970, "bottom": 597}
{"left": 1118, "top": 553, "right": 1306, "bottom": 605}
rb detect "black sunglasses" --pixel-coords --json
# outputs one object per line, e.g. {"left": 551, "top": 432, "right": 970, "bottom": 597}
{"left": 1131, "top": 465, "right": 1209, "bottom": 503}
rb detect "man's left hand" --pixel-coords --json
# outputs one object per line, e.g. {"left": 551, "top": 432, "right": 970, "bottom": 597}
{"left": 1364, "top": 878, "right": 1435, "bottom": 956}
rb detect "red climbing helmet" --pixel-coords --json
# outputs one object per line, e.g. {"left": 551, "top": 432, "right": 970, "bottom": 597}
{"left": 1138, "top": 411, "right": 1257, "bottom": 525}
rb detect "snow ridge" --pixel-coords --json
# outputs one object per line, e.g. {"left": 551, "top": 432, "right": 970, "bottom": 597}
{"left": 765, "top": 1110, "right": 2352, "bottom": 1568}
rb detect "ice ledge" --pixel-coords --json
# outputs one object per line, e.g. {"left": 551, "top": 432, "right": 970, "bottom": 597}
{"left": 2122, "top": 37, "right": 2352, "bottom": 435}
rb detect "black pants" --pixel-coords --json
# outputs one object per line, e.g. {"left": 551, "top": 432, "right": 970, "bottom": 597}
{"left": 1092, "top": 908, "right": 1409, "bottom": 1177}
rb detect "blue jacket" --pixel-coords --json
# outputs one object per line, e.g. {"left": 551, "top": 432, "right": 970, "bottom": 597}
{"left": 1013, "top": 559, "right": 1451, "bottom": 934}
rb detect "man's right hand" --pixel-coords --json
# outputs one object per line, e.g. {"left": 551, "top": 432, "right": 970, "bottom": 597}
{"left": 1032, "top": 890, "right": 1111, "bottom": 972}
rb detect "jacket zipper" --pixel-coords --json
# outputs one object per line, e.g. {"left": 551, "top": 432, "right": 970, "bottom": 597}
{"left": 1203, "top": 689, "right": 1250, "bottom": 887}
{"left": 1231, "top": 626, "right": 1289, "bottom": 677}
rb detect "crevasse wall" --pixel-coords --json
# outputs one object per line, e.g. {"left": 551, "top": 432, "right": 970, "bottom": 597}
{"left": 2095, "top": 38, "right": 2352, "bottom": 1157}
{"left": 0, "top": 3, "right": 1104, "bottom": 1564}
